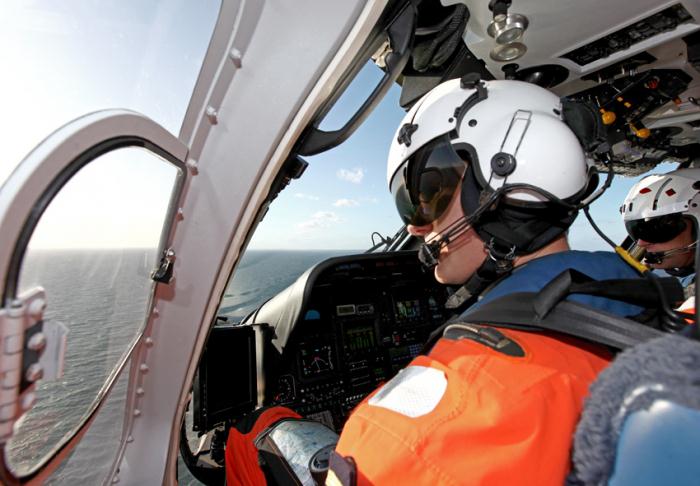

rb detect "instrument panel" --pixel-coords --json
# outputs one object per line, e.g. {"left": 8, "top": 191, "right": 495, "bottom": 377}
{"left": 263, "top": 252, "right": 448, "bottom": 431}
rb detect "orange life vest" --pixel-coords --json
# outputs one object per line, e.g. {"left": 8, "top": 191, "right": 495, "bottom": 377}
{"left": 331, "top": 326, "right": 612, "bottom": 486}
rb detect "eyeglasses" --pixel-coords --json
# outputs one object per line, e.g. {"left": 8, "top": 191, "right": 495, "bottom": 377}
{"left": 625, "top": 213, "right": 687, "bottom": 244}
{"left": 390, "top": 135, "right": 467, "bottom": 226}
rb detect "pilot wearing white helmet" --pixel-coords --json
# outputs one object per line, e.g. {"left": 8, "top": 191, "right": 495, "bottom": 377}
{"left": 326, "top": 77, "right": 649, "bottom": 486}
{"left": 385, "top": 75, "right": 643, "bottom": 315}
{"left": 227, "top": 77, "right": 654, "bottom": 486}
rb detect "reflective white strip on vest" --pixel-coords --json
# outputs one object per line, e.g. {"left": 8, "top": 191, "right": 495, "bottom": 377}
{"left": 678, "top": 296, "right": 695, "bottom": 312}
{"left": 368, "top": 366, "right": 447, "bottom": 417}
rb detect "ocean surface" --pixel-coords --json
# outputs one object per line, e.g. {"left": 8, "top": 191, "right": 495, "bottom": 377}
{"left": 5, "top": 248, "right": 352, "bottom": 484}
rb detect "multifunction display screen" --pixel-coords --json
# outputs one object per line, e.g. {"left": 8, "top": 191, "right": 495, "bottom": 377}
{"left": 344, "top": 325, "right": 376, "bottom": 353}
{"left": 298, "top": 340, "right": 335, "bottom": 378}
{"left": 394, "top": 299, "right": 421, "bottom": 321}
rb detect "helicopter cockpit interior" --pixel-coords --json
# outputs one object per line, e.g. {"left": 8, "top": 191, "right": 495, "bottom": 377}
{"left": 3, "top": 0, "right": 700, "bottom": 484}
{"left": 178, "top": 1, "right": 700, "bottom": 484}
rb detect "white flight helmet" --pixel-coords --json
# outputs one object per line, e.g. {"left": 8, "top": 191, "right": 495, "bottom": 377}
{"left": 621, "top": 168, "right": 700, "bottom": 269}
{"left": 622, "top": 168, "right": 700, "bottom": 225}
{"left": 387, "top": 76, "right": 593, "bottom": 261}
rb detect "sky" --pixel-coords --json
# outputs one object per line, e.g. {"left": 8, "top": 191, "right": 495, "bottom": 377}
{"left": 248, "top": 64, "right": 406, "bottom": 250}
{"left": 0, "top": 1, "right": 219, "bottom": 249}
{"left": 0, "top": 1, "right": 676, "bottom": 252}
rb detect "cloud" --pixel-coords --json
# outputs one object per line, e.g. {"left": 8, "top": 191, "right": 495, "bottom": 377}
{"left": 294, "top": 192, "right": 320, "bottom": 200}
{"left": 337, "top": 168, "right": 364, "bottom": 184}
{"left": 297, "top": 211, "right": 340, "bottom": 231}
{"left": 333, "top": 198, "right": 359, "bottom": 207}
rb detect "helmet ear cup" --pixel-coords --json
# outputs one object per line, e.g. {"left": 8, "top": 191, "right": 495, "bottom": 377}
{"left": 478, "top": 202, "right": 578, "bottom": 255}
{"left": 460, "top": 153, "right": 580, "bottom": 255}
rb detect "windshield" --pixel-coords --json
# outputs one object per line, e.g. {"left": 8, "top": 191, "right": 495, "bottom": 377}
{"left": 217, "top": 63, "right": 408, "bottom": 322}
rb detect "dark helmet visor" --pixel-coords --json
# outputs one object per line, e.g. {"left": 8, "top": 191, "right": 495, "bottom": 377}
{"left": 390, "top": 135, "right": 467, "bottom": 226}
{"left": 625, "top": 213, "right": 687, "bottom": 244}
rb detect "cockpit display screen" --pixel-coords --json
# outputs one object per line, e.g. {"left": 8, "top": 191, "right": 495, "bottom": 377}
{"left": 344, "top": 324, "right": 376, "bottom": 353}
{"left": 298, "top": 339, "right": 335, "bottom": 378}
{"left": 394, "top": 299, "right": 421, "bottom": 322}
{"left": 193, "top": 325, "right": 256, "bottom": 431}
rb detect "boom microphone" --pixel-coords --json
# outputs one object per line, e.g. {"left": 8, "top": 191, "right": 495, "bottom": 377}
{"left": 645, "top": 243, "right": 697, "bottom": 265}
{"left": 417, "top": 217, "right": 471, "bottom": 269}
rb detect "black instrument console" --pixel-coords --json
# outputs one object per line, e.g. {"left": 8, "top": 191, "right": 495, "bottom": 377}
{"left": 194, "top": 251, "right": 448, "bottom": 433}
{"left": 262, "top": 252, "right": 447, "bottom": 431}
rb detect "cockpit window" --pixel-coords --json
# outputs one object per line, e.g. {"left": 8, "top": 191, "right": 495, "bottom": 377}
{"left": 1, "top": 1, "right": 220, "bottom": 480}
{"left": 1, "top": 1, "right": 219, "bottom": 480}
{"left": 216, "top": 62, "right": 406, "bottom": 323}
{"left": 0, "top": 0, "right": 220, "bottom": 186}
{"left": 7, "top": 147, "right": 181, "bottom": 477}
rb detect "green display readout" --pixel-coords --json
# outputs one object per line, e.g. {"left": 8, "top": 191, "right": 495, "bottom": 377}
{"left": 395, "top": 299, "right": 421, "bottom": 319}
{"left": 345, "top": 326, "right": 375, "bottom": 352}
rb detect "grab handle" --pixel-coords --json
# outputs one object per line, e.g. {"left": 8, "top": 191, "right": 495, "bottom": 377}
{"left": 297, "top": 4, "right": 415, "bottom": 156}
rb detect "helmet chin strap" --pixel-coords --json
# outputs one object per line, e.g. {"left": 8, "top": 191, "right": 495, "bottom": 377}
{"left": 443, "top": 238, "right": 517, "bottom": 309}
{"left": 417, "top": 217, "right": 517, "bottom": 310}
{"left": 417, "top": 184, "right": 523, "bottom": 310}
{"left": 417, "top": 217, "right": 471, "bottom": 268}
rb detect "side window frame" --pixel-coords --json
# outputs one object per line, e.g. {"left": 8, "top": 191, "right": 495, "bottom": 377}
{"left": 0, "top": 110, "right": 188, "bottom": 482}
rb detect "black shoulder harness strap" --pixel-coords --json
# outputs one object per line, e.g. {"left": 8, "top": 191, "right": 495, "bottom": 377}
{"left": 458, "top": 294, "right": 664, "bottom": 350}
{"left": 423, "top": 269, "right": 684, "bottom": 353}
